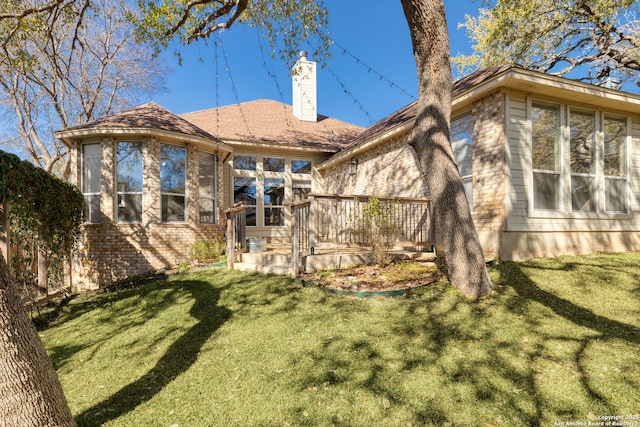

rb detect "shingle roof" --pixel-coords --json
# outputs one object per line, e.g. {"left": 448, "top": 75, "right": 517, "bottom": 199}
{"left": 58, "top": 102, "right": 222, "bottom": 142}
{"left": 344, "top": 66, "right": 513, "bottom": 149}
{"left": 180, "top": 99, "right": 364, "bottom": 151}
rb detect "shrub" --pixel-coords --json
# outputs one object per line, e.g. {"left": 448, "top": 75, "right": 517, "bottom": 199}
{"left": 352, "top": 196, "right": 399, "bottom": 266}
{"left": 190, "top": 237, "right": 225, "bottom": 263}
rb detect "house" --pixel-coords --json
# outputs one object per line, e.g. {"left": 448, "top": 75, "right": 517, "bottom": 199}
{"left": 57, "top": 58, "right": 640, "bottom": 290}
{"left": 319, "top": 66, "right": 640, "bottom": 261}
{"left": 57, "top": 53, "right": 363, "bottom": 289}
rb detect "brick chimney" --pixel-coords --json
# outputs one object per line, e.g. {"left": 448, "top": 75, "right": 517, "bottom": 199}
{"left": 292, "top": 51, "right": 317, "bottom": 122}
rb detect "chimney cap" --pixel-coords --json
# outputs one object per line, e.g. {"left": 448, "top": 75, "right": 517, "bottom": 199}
{"left": 298, "top": 50, "right": 308, "bottom": 60}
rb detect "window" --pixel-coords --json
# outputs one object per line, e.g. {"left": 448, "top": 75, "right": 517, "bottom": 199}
{"left": 160, "top": 144, "right": 186, "bottom": 223}
{"left": 234, "top": 155, "right": 256, "bottom": 170}
{"left": 199, "top": 152, "right": 217, "bottom": 224}
{"left": 569, "top": 110, "right": 596, "bottom": 212}
{"left": 604, "top": 116, "right": 628, "bottom": 212}
{"left": 264, "top": 178, "right": 285, "bottom": 226}
{"left": 81, "top": 143, "right": 101, "bottom": 223}
{"left": 116, "top": 141, "right": 143, "bottom": 223}
{"left": 234, "top": 177, "right": 257, "bottom": 226}
{"left": 531, "top": 102, "right": 561, "bottom": 210}
{"left": 293, "top": 180, "right": 312, "bottom": 202}
{"left": 451, "top": 112, "right": 473, "bottom": 206}
{"left": 264, "top": 157, "right": 285, "bottom": 172}
{"left": 529, "top": 100, "right": 631, "bottom": 215}
{"left": 292, "top": 160, "right": 312, "bottom": 175}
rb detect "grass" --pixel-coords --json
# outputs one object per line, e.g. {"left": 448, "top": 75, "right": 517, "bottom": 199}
{"left": 37, "top": 253, "right": 640, "bottom": 426}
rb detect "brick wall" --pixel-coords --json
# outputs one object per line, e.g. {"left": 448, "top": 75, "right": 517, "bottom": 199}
{"left": 471, "top": 92, "right": 507, "bottom": 238}
{"left": 320, "top": 133, "right": 428, "bottom": 198}
{"left": 72, "top": 137, "right": 225, "bottom": 290}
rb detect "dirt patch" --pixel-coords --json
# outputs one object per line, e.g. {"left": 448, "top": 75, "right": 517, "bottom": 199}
{"left": 301, "top": 261, "right": 442, "bottom": 292}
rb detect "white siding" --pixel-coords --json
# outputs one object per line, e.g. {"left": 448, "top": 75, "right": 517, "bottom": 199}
{"left": 504, "top": 92, "right": 640, "bottom": 233}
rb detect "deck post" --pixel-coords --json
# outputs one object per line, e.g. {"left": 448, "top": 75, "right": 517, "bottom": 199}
{"left": 226, "top": 210, "right": 235, "bottom": 270}
{"left": 308, "top": 195, "right": 315, "bottom": 251}
{"left": 291, "top": 204, "right": 300, "bottom": 278}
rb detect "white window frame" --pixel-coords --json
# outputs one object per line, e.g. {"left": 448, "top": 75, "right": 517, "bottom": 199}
{"left": 115, "top": 141, "right": 143, "bottom": 224}
{"left": 199, "top": 151, "right": 218, "bottom": 224}
{"left": 530, "top": 100, "right": 563, "bottom": 213}
{"left": 160, "top": 143, "right": 187, "bottom": 224}
{"left": 231, "top": 154, "right": 314, "bottom": 228}
{"left": 81, "top": 142, "right": 101, "bottom": 224}
{"left": 527, "top": 98, "right": 632, "bottom": 217}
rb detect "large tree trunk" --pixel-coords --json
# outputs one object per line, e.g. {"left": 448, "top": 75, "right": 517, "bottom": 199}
{"left": 400, "top": 0, "right": 493, "bottom": 299}
{"left": 0, "top": 253, "right": 76, "bottom": 426}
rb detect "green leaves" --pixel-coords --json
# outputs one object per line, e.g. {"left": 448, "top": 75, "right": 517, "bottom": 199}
{"left": 133, "top": 0, "right": 331, "bottom": 68}
{"left": 0, "top": 150, "right": 84, "bottom": 255}
{"left": 453, "top": 0, "right": 640, "bottom": 85}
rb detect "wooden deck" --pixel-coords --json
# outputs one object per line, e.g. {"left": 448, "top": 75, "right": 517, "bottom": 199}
{"left": 226, "top": 194, "right": 436, "bottom": 277}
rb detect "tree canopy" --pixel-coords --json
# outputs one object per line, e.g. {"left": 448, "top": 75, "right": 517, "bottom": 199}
{"left": 132, "top": 0, "right": 332, "bottom": 66}
{"left": 454, "top": 0, "right": 640, "bottom": 87}
{"left": 0, "top": 0, "right": 165, "bottom": 174}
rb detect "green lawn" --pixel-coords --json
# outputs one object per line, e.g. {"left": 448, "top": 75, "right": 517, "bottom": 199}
{"left": 38, "top": 253, "right": 640, "bottom": 426}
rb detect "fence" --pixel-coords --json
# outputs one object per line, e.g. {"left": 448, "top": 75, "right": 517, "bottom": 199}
{"left": 289, "top": 194, "right": 434, "bottom": 276}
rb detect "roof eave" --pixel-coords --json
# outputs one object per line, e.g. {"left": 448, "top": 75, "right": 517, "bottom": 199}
{"left": 317, "top": 119, "right": 415, "bottom": 171}
{"left": 224, "top": 138, "right": 344, "bottom": 153}
{"left": 453, "top": 67, "right": 640, "bottom": 113}
{"left": 54, "top": 127, "right": 233, "bottom": 153}
{"left": 320, "top": 67, "right": 640, "bottom": 171}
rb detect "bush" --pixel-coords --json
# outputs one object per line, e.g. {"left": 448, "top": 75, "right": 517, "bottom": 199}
{"left": 352, "top": 196, "right": 399, "bottom": 266}
{"left": 190, "top": 237, "right": 225, "bottom": 263}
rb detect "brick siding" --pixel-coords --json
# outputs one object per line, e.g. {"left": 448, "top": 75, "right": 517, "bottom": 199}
{"left": 71, "top": 137, "right": 225, "bottom": 290}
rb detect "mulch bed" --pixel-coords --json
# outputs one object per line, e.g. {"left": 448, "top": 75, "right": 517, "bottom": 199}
{"left": 300, "top": 261, "right": 442, "bottom": 293}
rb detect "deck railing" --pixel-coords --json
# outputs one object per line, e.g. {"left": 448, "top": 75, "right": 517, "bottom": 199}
{"left": 289, "top": 194, "right": 434, "bottom": 277}
{"left": 225, "top": 202, "right": 247, "bottom": 269}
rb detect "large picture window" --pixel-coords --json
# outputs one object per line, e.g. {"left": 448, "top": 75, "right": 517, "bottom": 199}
{"left": 232, "top": 155, "right": 314, "bottom": 227}
{"left": 531, "top": 102, "right": 561, "bottom": 211}
{"left": 116, "top": 141, "right": 143, "bottom": 223}
{"left": 604, "top": 116, "right": 628, "bottom": 213}
{"left": 82, "top": 143, "right": 101, "bottom": 223}
{"left": 529, "top": 100, "right": 630, "bottom": 215}
{"left": 451, "top": 112, "right": 473, "bottom": 207}
{"left": 569, "top": 110, "right": 596, "bottom": 212}
{"left": 160, "top": 144, "right": 186, "bottom": 223}
{"left": 199, "top": 152, "right": 217, "bottom": 224}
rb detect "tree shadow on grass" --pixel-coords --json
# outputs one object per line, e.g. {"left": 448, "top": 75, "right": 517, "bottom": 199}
{"left": 74, "top": 277, "right": 231, "bottom": 426}
{"left": 497, "top": 262, "right": 640, "bottom": 345}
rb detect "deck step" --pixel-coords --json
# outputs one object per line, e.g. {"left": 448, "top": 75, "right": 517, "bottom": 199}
{"left": 234, "top": 262, "right": 292, "bottom": 275}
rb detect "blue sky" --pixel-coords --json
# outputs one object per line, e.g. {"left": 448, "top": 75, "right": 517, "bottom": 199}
{"left": 153, "top": 0, "right": 481, "bottom": 128}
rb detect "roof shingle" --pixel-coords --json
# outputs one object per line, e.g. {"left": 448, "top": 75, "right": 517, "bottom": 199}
{"left": 180, "top": 99, "right": 363, "bottom": 151}
{"left": 59, "top": 102, "right": 222, "bottom": 142}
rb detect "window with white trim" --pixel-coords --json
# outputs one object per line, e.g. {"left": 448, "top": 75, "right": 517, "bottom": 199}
{"left": 81, "top": 143, "right": 101, "bottom": 223}
{"left": 199, "top": 152, "right": 217, "bottom": 224}
{"left": 264, "top": 178, "right": 285, "bottom": 226}
{"left": 160, "top": 144, "right": 186, "bottom": 223}
{"left": 569, "top": 109, "right": 596, "bottom": 212}
{"left": 451, "top": 112, "right": 473, "bottom": 207}
{"left": 603, "top": 116, "right": 628, "bottom": 213}
{"left": 531, "top": 102, "right": 562, "bottom": 211}
{"left": 234, "top": 176, "right": 257, "bottom": 227}
{"left": 529, "top": 100, "right": 631, "bottom": 215}
{"left": 116, "top": 141, "right": 143, "bottom": 223}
